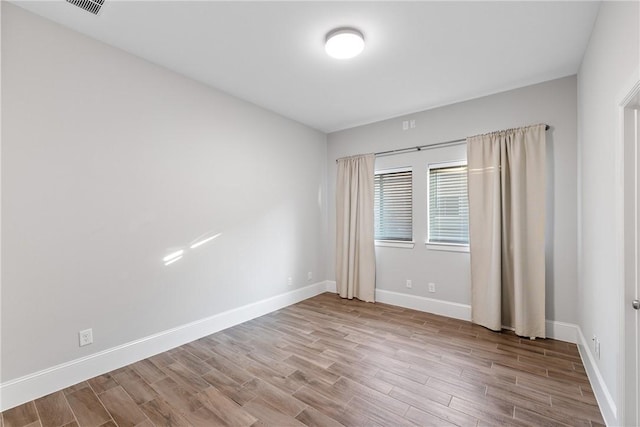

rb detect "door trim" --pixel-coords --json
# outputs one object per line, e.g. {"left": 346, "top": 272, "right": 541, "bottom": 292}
{"left": 619, "top": 76, "right": 640, "bottom": 427}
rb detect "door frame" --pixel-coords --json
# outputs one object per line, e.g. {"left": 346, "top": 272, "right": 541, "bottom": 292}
{"left": 619, "top": 77, "right": 640, "bottom": 427}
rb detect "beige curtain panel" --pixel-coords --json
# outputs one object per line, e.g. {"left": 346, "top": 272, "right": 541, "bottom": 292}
{"left": 467, "top": 124, "right": 546, "bottom": 338}
{"left": 335, "top": 153, "right": 376, "bottom": 302}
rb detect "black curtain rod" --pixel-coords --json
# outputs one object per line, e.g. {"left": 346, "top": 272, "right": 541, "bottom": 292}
{"left": 335, "top": 124, "right": 550, "bottom": 162}
{"left": 373, "top": 124, "right": 550, "bottom": 158}
{"left": 375, "top": 137, "right": 466, "bottom": 157}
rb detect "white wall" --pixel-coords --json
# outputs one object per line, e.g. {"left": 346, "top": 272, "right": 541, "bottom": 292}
{"left": 1, "top": 3, "right": 327, "bottom": 383}
{"left": 577, "top": 1, "right": 639, "bottom": 424}
{"left": 327, "top": 76, "right": 578, "bottom": 324}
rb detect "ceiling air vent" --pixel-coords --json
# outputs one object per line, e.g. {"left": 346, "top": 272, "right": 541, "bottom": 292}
{"left": 66, "top": 0, "right": 104, "bottom": 15}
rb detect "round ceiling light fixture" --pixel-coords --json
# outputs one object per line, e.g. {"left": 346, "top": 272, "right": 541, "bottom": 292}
{"left": 325, "top": 28, "right": 365, "bottom": 59}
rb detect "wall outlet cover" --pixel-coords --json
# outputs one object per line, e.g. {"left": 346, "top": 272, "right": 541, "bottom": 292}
{"left": 79, "top": 329, "right": 93, "bottom": 347}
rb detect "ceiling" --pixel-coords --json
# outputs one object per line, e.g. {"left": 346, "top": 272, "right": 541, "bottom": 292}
{"left": 10, "top": 1, "right": 600, "bottom": 133}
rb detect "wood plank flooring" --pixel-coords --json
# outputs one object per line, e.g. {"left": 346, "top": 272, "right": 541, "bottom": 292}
{"left": 1, "top": 293, "right": 605, "bottom": 426}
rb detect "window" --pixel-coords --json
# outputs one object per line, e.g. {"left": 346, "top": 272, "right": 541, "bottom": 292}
{"left": 428, "top": 161, "right": 469, "bottom": 245}
{"left": 374, "top": 168, "right": 412, "bottom": 242}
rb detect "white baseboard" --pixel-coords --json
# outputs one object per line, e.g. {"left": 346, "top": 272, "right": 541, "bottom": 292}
{"left": 1, "top": 280, "right": 597, "bottom": 416}
{"left": 326, "top": 280, "right": 337, "bottom": 293}
{"left": 326, "top": 281, "right": 470, "bottom": 321}
{"left": 375, "top": 289, "right": 472, "bottom": 321}
{"left": 0, "top": 281, "right": 330, "bottom": 412}
{"left": 576, "top": 327, "right": 617, "bottom": 426}
{"left": 326, "top": 282, "right": 471, "bottom": 322}
{"left": 545, "top": 319, "right": 578, "bottom": 344}
{"left": 327, "top": 283, "right": 578, "bottom": 344}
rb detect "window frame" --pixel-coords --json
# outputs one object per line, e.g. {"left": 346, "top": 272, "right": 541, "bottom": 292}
{"left": 374, "top": 166, "right": 415, "bottom": 249}
{"left": 426, "top": 160, "right": 470, "bottom": 252}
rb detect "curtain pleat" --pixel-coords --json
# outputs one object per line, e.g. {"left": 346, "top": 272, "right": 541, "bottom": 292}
{"left": 336, "top": 154, "right": 376, "bottom": 302}
{"left": 467, "top": 124, "right": 546, "bottom": 338}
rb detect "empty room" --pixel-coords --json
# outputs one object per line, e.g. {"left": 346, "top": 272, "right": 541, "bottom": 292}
{"left": 1, "top": 1, "right": 639, "bottom": 426}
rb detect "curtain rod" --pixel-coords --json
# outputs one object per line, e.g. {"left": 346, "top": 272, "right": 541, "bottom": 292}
{"left": 336, "top": 125, "right": 549, "bottom": 163}
{"left": 374, "top": 124, "right": 549, "bottom": 158}
{"left": 375, "top": 137, "right": 466, "bottom": 157}
{"left": 335, "top": 124, "right": 550, "bottom": 162}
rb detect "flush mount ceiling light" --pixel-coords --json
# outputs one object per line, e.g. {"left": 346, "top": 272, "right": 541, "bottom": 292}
{"left": 325, "top": 28, "right": 365, "bottom": 59}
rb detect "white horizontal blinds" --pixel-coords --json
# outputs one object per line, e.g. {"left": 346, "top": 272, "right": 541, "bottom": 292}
{"left": 374, "top": 170, "right": 413, "bottom": 241}
{"left": 429, "top": 164, "right": 469, "bottom": 244}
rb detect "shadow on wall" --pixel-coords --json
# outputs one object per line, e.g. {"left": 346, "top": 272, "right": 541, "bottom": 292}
{"left": 545, "top": 129, "right": 555, "bottom": 321}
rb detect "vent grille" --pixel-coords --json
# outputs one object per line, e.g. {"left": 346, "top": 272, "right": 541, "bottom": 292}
{"left": 66, "top": 0, "right": 104, "bottom": 15}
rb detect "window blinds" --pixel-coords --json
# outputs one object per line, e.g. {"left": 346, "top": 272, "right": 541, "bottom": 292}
{"left": 428, "top": 164, "right": 469, "bottom": 244}
{"left": 374, "top": 170, "right": 413, "bottom": 241}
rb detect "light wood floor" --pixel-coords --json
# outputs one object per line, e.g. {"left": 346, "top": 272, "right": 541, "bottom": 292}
{"left": 1, "top": 293, "right": 604, "bottom": 427}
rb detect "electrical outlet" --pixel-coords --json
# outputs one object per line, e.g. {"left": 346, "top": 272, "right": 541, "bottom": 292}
{"left": 307, "top": 272, "right": 313, "bottom": 281}
{"left": 402, "top": 120, "right": 409, "bottom": 130}
{"left": 592, "top": 335, "right": 601, "bottom": 359}
{"left": 428, "top": 282, "right": 436, "bottom": 293}
{"left": 287, "top": 277, "right": 293, "bottom": 286}
{"left": 79, "top": 329, "right": 93, "bottom": 347}
{"left": 410, "top": 119, "right": 416, "bottom": 129}
{"left": 406, "top": 279, "right": 412, "bottom": 289}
